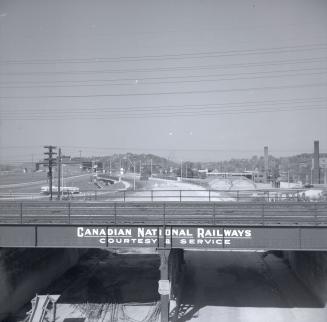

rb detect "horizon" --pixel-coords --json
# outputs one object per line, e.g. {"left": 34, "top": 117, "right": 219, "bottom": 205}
{"left": 1, "top": 146, "right": 326, "bottom": 167}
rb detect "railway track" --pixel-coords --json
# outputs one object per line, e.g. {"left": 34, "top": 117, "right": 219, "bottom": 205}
{"left": 1, "top": 201, "right": 327, "bottom": 226}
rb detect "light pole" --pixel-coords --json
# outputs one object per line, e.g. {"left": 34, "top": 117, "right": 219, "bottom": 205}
{"left": 124, "top": 157, "right": 136, "bottom": 190}
{"left": 62, "top": 164, "right": 65, "bottom": 188}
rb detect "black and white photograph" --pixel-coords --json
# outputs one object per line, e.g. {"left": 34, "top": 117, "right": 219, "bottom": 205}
{"left": 0, "top": 0, "right": 327, "bottom": 321}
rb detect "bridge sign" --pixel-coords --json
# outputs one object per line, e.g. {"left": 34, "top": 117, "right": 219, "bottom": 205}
{"left": 75, "top": 226, "right": 252, "bottom": 248}
{"left": 1, "top": 224, "right": 327, "bottom": 250}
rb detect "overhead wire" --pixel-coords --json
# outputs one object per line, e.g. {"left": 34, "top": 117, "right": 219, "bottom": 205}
{"left": 2, "top": 105, "right": 326, "bottom": 120}
{"left": 0, "top": 67, "right": 326, "bottom": 88}
{"left": 1, "top": 57, "right": 326, "bottom": 77}
{"left": 0, "top": 42, "right": 326, "bottom": 64}
{"left": 0, "top": 82, "right": 326, "bottom": 99}
{"left": 58, "top": 145, "right": 327, "bottom": 153}
{"left": 1, "top": 96, "right": 325, "bottom": 113}
{"left": 2, "top": 96, "right": 327, "bottom": 113}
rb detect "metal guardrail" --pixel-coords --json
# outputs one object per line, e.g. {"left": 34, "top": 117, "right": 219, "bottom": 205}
{"left": 1, "top": 201, "right": 327, "bottom": 226}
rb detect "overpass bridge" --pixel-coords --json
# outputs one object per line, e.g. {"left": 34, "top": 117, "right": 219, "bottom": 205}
{"left": 0, "top": 199, "right": 327, "bottom": 251}
{"left": 1, "top": 197, "right": 327, "bottom": 322}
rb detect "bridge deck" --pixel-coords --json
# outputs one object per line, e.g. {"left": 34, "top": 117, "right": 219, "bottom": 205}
{"left": 1, "top": 201, "right": 327, "bottom": 226}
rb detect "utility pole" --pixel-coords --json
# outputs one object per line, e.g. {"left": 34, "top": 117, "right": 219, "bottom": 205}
{"left": 124, "top": 157, "right": 136, "bottom": 190}
{"left": 133, "top": 161, "right": 136, "bottom": 190}
{"left": 57, "top": 148, "right": 62, "bottom": 200}
{"left": 264, "top": 146, "right": 269, "bottom": 183}
{"left": 150, "top": 159, "right": 153, "bottom": 177}
{"left": 44, "top": 145, "right": 57, "bottom": 200}
{"left": 31, "top": 153, "right": 34, "bottom": 178}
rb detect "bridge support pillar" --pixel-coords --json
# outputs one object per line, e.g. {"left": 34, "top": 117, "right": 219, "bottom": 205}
{"left": 169, "top": 249, "right": 185, "bottom": 322}
{"left": 158, "top": 249, "right": 185, "bottom": 322}
{"left": 158, "top": 249, "right": 171, "bottom": 322}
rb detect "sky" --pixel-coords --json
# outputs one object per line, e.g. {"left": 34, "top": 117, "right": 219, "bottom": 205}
{"left": 0, "top": 0, "right": 326, "bottom": 163}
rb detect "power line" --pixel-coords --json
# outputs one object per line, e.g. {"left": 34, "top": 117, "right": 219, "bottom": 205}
{"left": 1, "top": 57, "right": 326, "bottom": 77}
{"left": 1, "top": 98, "right": 326, "bottom": 117}
{"left": 1, "top": 82, "right": 326, "bottom": 99}
{"left": 2, "top": 105, "right": 326, "bottom": 121}
{"left": 59, "top": 146, "right": 327, "bottom": 154}
{"left": 1, "top": 97, "right": 325, "bottom": 114}
{"left": 2, "top": 103, "right": 326, "bottom": 119}
{"left": 1, "top": 67, "right": 326, "bottom": 89}
{"left": 0, "top": 42, "right": 326, "bottom": 65}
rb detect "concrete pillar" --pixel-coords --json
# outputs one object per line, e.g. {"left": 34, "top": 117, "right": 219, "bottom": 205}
{"left": 169, "top": 249, "right": 185, "bottom": 297}
{"left": 313, "top": 140, "right": 320, "bottom": 184}
{"left": 158, "top": 249, "right": 171, "bottom": 322}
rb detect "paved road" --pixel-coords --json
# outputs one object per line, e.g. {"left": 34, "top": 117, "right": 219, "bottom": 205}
{"left": 178, "top": 251, "right": 327, "bottom": 322}
{"left": 15, "top": 251, "right": 327, "bottom": 322}
{"left": 0, "top": 173, "right": 90, "bottom": 191}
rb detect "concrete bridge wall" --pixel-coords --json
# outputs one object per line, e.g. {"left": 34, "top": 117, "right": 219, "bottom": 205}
{"left": 0, "top": 248, "right": 84, "bottom": 320}
{"left": 284, "top": 251, "right": 327, "bottom": 305}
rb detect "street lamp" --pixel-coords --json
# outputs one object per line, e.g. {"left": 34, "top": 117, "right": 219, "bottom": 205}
{"left": 123, "top": 157, "right": 136, "bottom": 190}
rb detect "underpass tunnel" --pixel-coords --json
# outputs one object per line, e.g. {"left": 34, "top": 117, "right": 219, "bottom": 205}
{"left": 2, "top": 248, "right": 327, "bottom": 322}
{"left": 283, "top": 250, "right": 327, "bottom": 306}
{"left": 167, "top": 250, "right": 327, "bottom": 322}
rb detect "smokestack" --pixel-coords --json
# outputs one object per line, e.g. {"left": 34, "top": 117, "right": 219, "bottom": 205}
{"left": 264, "top": 146, "right": 269, "bottom": 182}
{"left": 313, "top": 140, "right": 320, "bottom": 184}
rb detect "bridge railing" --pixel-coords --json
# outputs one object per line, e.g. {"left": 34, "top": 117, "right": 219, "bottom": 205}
{"left": 6, "top": 188, "right": 324, "bottom": 201}
{"left": 58, "top": 188, "right": 326, "bottom": 203}
{"left": 1, "top": 188, "right": 325, "bottom": 203}
{"left": 1, "top": 201, "right": 327, "bottom": 226}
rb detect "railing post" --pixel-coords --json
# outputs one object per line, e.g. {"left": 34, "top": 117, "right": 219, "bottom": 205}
{"left": 68, "top": 203, "right": 71, "bottom": 224}
{"left": 179, "top": 190, "right": 182, "bottom": 202}
{"left": 20, "top": 203, "right": 23, "bottom": 224}
{"left": 123, "top": 190, "right": 126, "bottom": 202}
{"left": 237, "top": 191, "right": 239, "bottom": 202}
{"left": 163, "top": 203, "right": 166, "bottom": 226}
{"left": 94, "top": 190, "right": 97, "bottom": 201}
{"left": 262, "top": 203, "right": 265, "bottom": 225}
{"left": 267, "top": 191, "right": 270, "bottom": 202}
{"left": 163, "top": 203, "right": 166, "bottom": 247}
{"left": 114, "top": 203, "right": 117, "bottom": 225}
{"left": 213, "top": 203, "right": 216, "bottom": 225}
{"left": 209, "top": 190, "right": 211, "bottom": 202}
{"left": 151, "top": 190, "right": 154, "bottom": 202}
